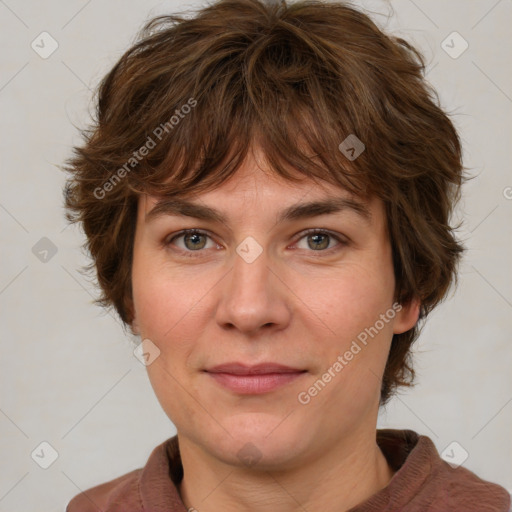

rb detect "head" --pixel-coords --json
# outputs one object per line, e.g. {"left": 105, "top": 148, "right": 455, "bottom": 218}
{"left": 63, "top": 0, "right": 464, "bottom": 467}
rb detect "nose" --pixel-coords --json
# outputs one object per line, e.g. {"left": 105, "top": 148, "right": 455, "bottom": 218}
{"left": 214, "top": 240, "right": 291, "bottom": 336}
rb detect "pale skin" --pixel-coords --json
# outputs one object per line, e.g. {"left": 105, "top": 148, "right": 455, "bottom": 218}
{"left": 130, "top": 145, "right": 420, "bottom": 512}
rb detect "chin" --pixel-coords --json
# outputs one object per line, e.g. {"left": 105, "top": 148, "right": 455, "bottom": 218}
{"left": 203, "top": 412, "right": 311, "bottom": 470}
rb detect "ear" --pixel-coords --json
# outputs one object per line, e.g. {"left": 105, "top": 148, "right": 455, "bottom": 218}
{"left": 130, "top": 313, "right": 140, "bottom": 336}
{"left": 392, "top": 297, "right": 421, "bottom": 335}
{"left": 125, "top": 296, "right": 140, "bottom": 336}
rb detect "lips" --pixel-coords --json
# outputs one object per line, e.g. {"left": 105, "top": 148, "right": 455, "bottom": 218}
{"left": 204, "top": 362, "right": 307, "bottom": 394}
{"left": 206, "top": 362, "right": 305, "bottom": 375}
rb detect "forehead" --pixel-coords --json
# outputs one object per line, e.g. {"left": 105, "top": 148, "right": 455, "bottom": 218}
{"left": 140, "top": 172, "right": 372, "bottom": 223}
{"left": 139, "top": 150, "right": 368, "bottom": 206}
{"left": 137, "top": 147, "right": 382, "bottom": 227}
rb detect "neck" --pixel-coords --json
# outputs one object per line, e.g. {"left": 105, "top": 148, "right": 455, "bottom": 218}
{"left": 177, "top": 430, "right": 395, "bottom": 512}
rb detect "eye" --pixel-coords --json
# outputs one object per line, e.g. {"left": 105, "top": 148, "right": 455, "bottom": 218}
{"left": 294, "top": 229, "right": 346, "bottom": 253}
{"left": 165, "top": 229, "right": 217, "bottom": 256}
{"left": 164, "top": 228, "right": 347, "bottom": 258}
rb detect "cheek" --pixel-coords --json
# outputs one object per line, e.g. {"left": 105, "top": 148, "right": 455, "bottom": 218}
{"left": 132, "top": 242, "right": 176, "bottom": 346}
{"left": 131, "top": 250, "right": 221, "bottom": 362}
{"left": 131, "top": 255, "right": 208, "bottom": 424}
{"left": 299, "top": 265, "right": 396, "bottom": 415}
{"left": 307, "top": 260, "right": 396, "bottom": 340}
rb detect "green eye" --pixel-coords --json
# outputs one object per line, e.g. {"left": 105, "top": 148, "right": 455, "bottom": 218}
{"left": 165, "top": 228, "right": 347, "bottom": 258}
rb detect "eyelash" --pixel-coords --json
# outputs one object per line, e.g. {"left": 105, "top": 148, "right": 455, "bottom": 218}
{"left": 164, "top": 228, "right": 348, "bottom": 258}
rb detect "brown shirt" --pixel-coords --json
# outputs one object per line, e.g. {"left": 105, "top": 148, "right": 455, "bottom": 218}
{"left": 66, "top": 429, "right": 511, "bottom": 511}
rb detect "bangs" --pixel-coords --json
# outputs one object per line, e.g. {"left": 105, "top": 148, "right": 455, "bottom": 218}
{"left": 101, "top": 13, "right": 375, "bottom": 201}
{"left": 130, "top": 100, "right": 369, "bottom": 201}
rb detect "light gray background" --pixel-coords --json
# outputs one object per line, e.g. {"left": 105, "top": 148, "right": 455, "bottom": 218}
{"left": 1, "top": 0, "right": 511, "bottom": 510}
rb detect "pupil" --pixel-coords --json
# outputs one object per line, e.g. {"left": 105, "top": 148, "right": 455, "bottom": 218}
{"left": 310, "top": 234, "right": 327, "bottom": 250}
{"left": 187, "top": 233, "right": 203, "bottom": 249}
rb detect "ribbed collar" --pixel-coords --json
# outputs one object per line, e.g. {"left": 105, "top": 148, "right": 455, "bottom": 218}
{"left": 137, "top": 429, "right": 510, "bottom": 512}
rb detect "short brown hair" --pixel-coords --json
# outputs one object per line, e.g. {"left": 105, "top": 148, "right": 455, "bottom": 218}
{"left": 62, "top": 0, "right": 465, "bottom": 405}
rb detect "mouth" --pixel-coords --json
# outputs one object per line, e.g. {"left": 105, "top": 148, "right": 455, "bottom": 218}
{"left": 204, "top": 362, "right": 307, "bottom": 394}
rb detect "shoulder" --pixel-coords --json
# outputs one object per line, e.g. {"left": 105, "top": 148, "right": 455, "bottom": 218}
{"left": 65, "top": 468, "right": 143, "bottom": 512}
{"left": 64, "top": 436, "right": 180, "bottom": 512}
{"left": 377, "top": 429, "right": 511, "bottom": 511}
{"left": 430, "top": 462, "right": 511, "bottom": 511}
{"left": 415, "top": 434, "right": 511, "bottom": 511}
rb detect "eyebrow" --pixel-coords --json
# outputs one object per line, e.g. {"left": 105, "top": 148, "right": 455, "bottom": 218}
{"left": 145, "top": 196, "right": 371, "bottom": 225}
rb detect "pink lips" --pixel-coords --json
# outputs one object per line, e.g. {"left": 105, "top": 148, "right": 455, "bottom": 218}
{"left": 205, "top": 363, "right": 307, "bottom": 394}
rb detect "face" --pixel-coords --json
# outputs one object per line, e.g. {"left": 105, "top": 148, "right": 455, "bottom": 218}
{"left": 131, "top": 147, "right": 419, "bottom": 470}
